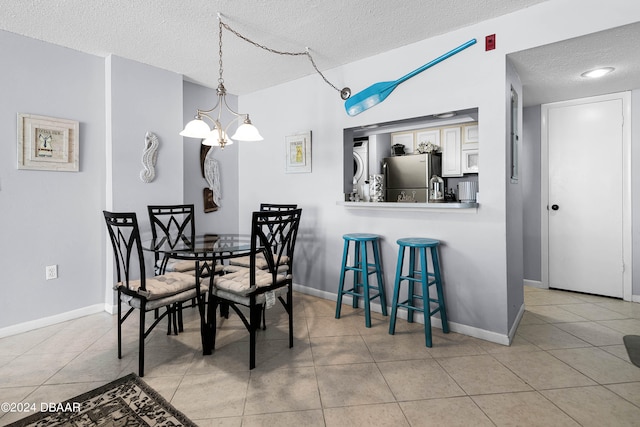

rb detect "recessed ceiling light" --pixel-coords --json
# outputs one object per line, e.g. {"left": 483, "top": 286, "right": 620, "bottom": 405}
{"left": 434, "top": 112, "right": 456, "bottom": 119}
{"left": 581, "top": 67, "right": 615, "bottom": 78}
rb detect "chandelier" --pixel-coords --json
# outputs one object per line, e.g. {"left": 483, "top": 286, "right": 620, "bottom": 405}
{"left": 180, "top": 17, "right": 263, "bottom": 149}
{"left": 180, "top": 14, "right": 351, "bottom": 149}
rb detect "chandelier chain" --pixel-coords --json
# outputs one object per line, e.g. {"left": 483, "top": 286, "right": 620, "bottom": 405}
{"left": 218, "top": 21, "right": 224, "bottom": 84}
{"left": 219, "top": 19, "right": 342, "bottom": 94}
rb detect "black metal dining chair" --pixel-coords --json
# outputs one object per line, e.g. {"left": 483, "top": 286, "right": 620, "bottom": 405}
{"left": 148, "top": 204, "right": 225, "bottom": 332}
{"left": 210, "top": 208, "right": 302, "bottom": 369}
{"left": 103, "top": 210, "right": 206, "bottom": 377}
{"left": 227, "top": 203, "right": 298, "bottom": 328}
{"left": 147, "top": 204, "right": 198, "bottom": 333}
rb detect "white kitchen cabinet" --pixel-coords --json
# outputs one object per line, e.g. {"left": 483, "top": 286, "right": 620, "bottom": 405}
{"left": 462, "top": 123, "right": 479, "bottom": 173}
{"left": 462, "top": 149, "right": 479, "bottom": 173}
{"left": 463, "top": 124, "right": 479, "bottom": 150}
{"left": 441, "top": 126, "right": 462, "bottom": 177}
{"left": 415, "top": 128, "right": 440, "bottom": 150}
{"left": 391, "top": 131, "right": 414, "bottom": 155}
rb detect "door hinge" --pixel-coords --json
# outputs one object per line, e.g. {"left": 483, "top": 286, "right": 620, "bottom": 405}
{"left": 622, "top": 262, "right": 626, "bottom": 273}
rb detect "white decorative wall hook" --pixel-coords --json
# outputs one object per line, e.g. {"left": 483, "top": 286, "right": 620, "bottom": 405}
{"left": 140, "top": 131, "right": 159, "bottom": 183}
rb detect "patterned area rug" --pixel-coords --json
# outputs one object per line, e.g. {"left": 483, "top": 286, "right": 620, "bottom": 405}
{"left": 8, "top": 373, "right": 196, "bottom": 427}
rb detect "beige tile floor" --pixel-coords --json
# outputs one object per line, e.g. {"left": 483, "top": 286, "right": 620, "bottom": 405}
{"left": 2, "top": 287, "right": 640, "bottom": 426}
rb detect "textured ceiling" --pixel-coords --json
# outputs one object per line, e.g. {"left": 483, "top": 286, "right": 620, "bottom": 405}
{"left": 509, "top": 21, "right": 640, "bottom": 106}
{"left": 0, "top": 0, "right": 547, "bottom": 94}
{"left": 1, "top": 1, "right": 636, "bottom": 106}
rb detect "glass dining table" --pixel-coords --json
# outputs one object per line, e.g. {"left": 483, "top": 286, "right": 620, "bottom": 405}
{"left": 142, "top": 233, "right": 253, "bottom": 355}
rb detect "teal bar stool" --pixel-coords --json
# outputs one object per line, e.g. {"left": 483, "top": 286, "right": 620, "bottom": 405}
{"left": 389, "top": 237, "right": 449, "bottom": 347}
{"left": 335, "top": 233, "right": 388, "bottom": 327}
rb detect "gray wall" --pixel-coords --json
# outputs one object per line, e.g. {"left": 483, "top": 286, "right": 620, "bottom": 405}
{"left": 104, "top": 55, "right": 185, "bottom": 308}
{"left": 182, "top": 81, "right": 240, "bottom": 235}
{"left": 108, "top": 55, "right": 184, "bottom": 217}
{"left": 0, "top": 30, "right": 105, "bottom": 328}
{"left": 239, "top": 28, "right": 514, "bottom": 339}
{"left": 0, "top": 30, "right": 186, "bottom": 329}
{"left": 505, "top": 60, "right": 525, "bottom": 329}
{"left": 522, "top": 106, "right": 542, "bottom": 282}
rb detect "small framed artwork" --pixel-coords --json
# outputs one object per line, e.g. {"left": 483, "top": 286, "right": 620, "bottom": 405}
{"left": 285, "top": 131, "right": 312, "bottom": 173}
{"left": 17, "top": 113, "right": 79, "bottom": 171}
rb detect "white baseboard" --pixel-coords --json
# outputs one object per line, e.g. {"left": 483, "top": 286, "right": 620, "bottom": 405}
{"left": 508, "top": 302, "right": 525, "bottom": 344}
{"left": 292, "top": 283, "right": 510, "bottom": 346}
{"left": 3, "top": 284, "right": 518, "bottom": 346}
{"left": 632, "top": 295, "right": 640, "bottom": 303}
{"left": 293, "top": 284, "right": 338, "bottom": 302}
{"left": 524, "top": 279, "right": 546, "bottom": 289}
{"left": 104, "top": 303, "right": 118, "bottom": 315}
{"left": 0, "top": 304, "right": 107, "bottom": 339}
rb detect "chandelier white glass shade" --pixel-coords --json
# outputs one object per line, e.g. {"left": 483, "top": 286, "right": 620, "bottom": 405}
{"left": 180, "top": 17, "right": 263, "bottom": 149}
{"left": 232, "top": 117, "right": 263, "bottom": 141}
{"left": 202, "top": 127, "right": 232, "bottom": 147}
{"left": 180, "top": 87, "right": 262, "bottom": 149}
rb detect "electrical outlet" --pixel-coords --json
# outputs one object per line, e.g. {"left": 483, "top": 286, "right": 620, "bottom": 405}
{"left": 45, "top": 265, "right": 58, "bottom": 280}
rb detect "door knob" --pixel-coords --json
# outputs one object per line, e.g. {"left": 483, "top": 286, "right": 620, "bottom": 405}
{"left": 551, "top": 204, "right": 559, "bottom": 211}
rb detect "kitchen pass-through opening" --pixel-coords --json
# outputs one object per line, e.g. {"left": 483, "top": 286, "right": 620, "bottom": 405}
{"left": 342, "top": 108, "right": 479, "bottom": 203}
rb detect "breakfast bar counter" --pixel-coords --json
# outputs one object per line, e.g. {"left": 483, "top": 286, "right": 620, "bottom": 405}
{"left": 337, "top": 201, "right": 478, "bottom": 212}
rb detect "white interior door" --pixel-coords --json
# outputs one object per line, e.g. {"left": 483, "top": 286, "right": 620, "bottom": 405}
{"left": 545, "top": 94, "right": 626, "bottom": 298}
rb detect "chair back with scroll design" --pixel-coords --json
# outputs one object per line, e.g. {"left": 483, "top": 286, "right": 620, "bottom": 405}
{"left": 254, "top": 208, "right": 300, "bottom": 279}
{"left": 104, "top": 211, "right": 147, "bottom": 296}
{"left": 147, "top": 204, "right": 195, "bottom": 274}
{"left": 259, "top": 204, "right": 298, "bottom": 267}
{"left": 229, "top": 204, "right": 298, "bottom": 271}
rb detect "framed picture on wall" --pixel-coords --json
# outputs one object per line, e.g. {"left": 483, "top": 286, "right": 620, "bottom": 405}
{"left": 17, "top": 113, "right": 79, "bottom": 171}
{"left": 285, "top": 131, "right": 312, "bottom": 173}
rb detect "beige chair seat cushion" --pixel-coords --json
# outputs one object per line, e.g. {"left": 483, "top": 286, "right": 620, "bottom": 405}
{"left": 222, "top": 264, "right": 248, "bottom": 274}
{"left": 212, "top": 283, "right": 289, "bottom": 306}
{"left": 164, "top": 259, "right": 224, "bottom": 274}
{"left": 166, "top": 259, "right": 198, "bottom": 272}
{"left": 116, "top": 271, "right": 197, "bottom": 301}
{"left": 222, "top": 264, "right": 290, "bottom": 276}
{"left": 229, "top": 253, "right": 290, "bottom": 270}
{"left": 121, "top": 282, "right": 208, "bottom": 311}
{"left": 213, "top": 268, "right": 290, "bottom": 297}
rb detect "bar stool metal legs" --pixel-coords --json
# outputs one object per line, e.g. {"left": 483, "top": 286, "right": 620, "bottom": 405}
{"left": 336, "top": 233, "right": 387, "bottom": 327}
{"left": 389, "top": 237, "right": 448, "bottom": 347}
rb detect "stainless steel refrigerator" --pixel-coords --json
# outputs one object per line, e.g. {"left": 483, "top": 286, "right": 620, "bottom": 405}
{"left": 383, "top": 153, "right": 442, "bottom": 202}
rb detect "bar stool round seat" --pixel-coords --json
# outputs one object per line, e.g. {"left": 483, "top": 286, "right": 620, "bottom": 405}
{"left": 389, "top": 237, "right": 449, "bottom": 347}
{"left": 335, "top": 233, "right": 388, "bottom": 327}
